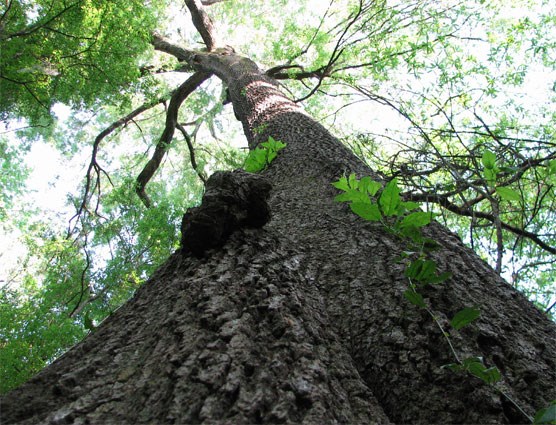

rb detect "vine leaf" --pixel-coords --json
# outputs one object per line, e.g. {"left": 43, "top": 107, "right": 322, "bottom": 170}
{"left": 335, "top": 189, "right": 370, "bottom": 203}
{"left": 444, "top": 357, "right": 502, "bottom": 385}
{"left": 401, "top": 201, "right": 420, "bottom": 211}
{"left": 350, "top": 202, "right": 381, "bottom": 221}
{"left": 358, "top": 176, "right": 382, "bottom": 196}
{"left": 450, "top": 307, "right": 481, "bottom": 330}
{"left": 400, "top": 211, "right": 432, "bottom": 229}
{"left": 403, "top": 289, "right": 426, "bottom": 308}
{"left": 244, "top": 136, "right": 286, "bottom": 172}
{"left": 405, "top": 258, "right": 451, "bottom": 284}
{"left": 482, "top": 150, "right": 497, "bottom": 169}
{"left": 379, "top": 178, "right": 401, "bottom": 216}
{"left": 331, "top": 175, "right": 350, "bottom": 191}
{"left": 496, "top": 187, "right": 521, "bottom": 202}
{"left": 244, "top": 148, "right": 268, "bottom": 172}
{"left": 534, "top": 401, "right": 556, "bottom": 424}
{"left": 463, "top": 357, "right": 502, "bottom": 385}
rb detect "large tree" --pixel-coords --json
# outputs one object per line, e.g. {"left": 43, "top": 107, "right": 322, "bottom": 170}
{"left": 1, "top": 0, "right": 555, "bottom": 423}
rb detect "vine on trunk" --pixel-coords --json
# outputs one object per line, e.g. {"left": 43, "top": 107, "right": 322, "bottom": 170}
{"left": 332, "top": 173, "right": 555, "bottom": 424}
{"left": 243, "top": 136, "right": 287, "bottom": 173}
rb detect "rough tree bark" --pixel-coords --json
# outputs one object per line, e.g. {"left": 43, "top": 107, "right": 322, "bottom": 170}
{"left": 2, "top": 12, "right": 555, "bottom": 425}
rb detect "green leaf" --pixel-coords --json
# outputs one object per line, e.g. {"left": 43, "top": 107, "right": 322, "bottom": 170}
{"left": 496, "top": 187, "right": 521, "bottom": 202}
{"left": 534, "top": 401, "right": 556, "bottom": 424}
{"left": 483, "top": 168, "right": 497, "bottom": 185}
{"left": 549, "top": 160, "right": 556, "bottom": 175}
{"left": 331, "top": 176, "right": 349, "bottom": 191}
{"left": 405, "top": 258, "right": 426, "bottom": 280}
{"left": 358, "top": 177, "right": 381, "bottom": 196}
{"left": 461, "top": 357, "right": 501, "bottom": 384}
{"left": 262, "top": 136, "right": 286, "bottom": 150}
{"left": 244, "top": 137, "right": 286, "bottom": 172}
{"left": 379, "top": 178, "right": 401, "bottom": 216}
{"left": 350, "top": 202, "right": 382, "bottom": 221}
{"left": 348, "top": 173, "right": 358, "bottom": 189}
{"left": 482, "top": 150, "right": 497, "bottom": 169}
{"left": 472, "top": 365, "right": 502, "bottom": 385}
{"left": 244, "top": 148, "right": 268, "bottom": 172}
{"left": 405, "top": 259, "right": 434, "bottom": 281}
{"left": 334, "top": 189, "right": 370, "bottom": 203}
{"left": 441, "top": 362, "right": 461, "bottom": 372}
{"left": 403, "top": 289, "right": 426, "bottom": 308}
{"left": 405, "top": 259, "right": 450, "bottom": 284}
{"left": 267, "top": 150, "right": 277, "bottom": 163}
{"left": 416, "top": 260, "right": 437, "bottom": 281}
{"left": 400, "top": 211, "right": 432, "bottom": 229}
{"left": 450, "top": 307, "right": 481, "bottom": 330}
{"left": 427, "top": 271, "right": 452, "bottom": 284}
{"left": 399, "top": 225, "right": 424, "bottom": 243}
{"left": 401, "top": 201, "right": 420, "bottom": 212}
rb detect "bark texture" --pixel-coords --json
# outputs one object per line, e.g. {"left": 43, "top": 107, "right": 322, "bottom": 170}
{"left": 2, "top": 49, "right": 555, "bottom": 424}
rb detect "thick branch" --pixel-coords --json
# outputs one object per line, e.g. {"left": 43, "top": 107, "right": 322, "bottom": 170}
{"left": 151, "top": 33, "right": 196, "bottom": 62}
{"left": 184, "top": 0, "right": 218, "bottom": 51}
{"left": 136, "top": 71, "right": 211, "bottom": 207}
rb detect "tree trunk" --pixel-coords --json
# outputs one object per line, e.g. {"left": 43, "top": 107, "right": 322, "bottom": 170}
{"left": 2, "top": 51, "right": 554, "bottom": 425}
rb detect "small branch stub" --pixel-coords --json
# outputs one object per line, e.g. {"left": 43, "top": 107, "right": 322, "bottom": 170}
{"left": 180, "top": 170, "right": 272, "bottom": 256}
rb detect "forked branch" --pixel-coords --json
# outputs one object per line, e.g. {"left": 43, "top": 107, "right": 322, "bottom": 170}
{"left": 71, "top": 96, "right": 167, "bottom": 230}
{"left": 136, "top": 71, "right": 212, "bottom": 208}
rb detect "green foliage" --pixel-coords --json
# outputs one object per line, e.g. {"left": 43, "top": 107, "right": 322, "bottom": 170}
{"left": 0, "top": 138, "right": 29, "bottom": 221}
{"left": 535, "top": 401, "right": 556, "bottom": 425}
{"left": 0, "top": 279, "right": 87, "bottom": 393}
{"left": 244, "top": 136, "right": 287, "bottom": 173}
{"left": 0, "top": 166, "right": 202, "bottom": 393}
{"left": 444, "top": 357, "right": 502, "bottom": 385}
{"left": 450, "top": 307, "right": 481, "bottom": 330}
{"left": 332, "top": 174, "right": 423, "bottom": 223}
{"left": 405, "top": 258, "right": 452, "bottom": 285}
{"left": 0, "top": 0, "right": 164, "bottom": 123}
{"left": 403, "top": 287, "right": 426, "bottom": 308}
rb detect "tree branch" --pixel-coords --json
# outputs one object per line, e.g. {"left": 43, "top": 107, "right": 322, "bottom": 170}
{"left": 200, "top": 0, "right": 226, "bottom": 5}
{"left": 3, "top": 1, "right": 81, "bottom": 40}
{"left": 136, "top": 71, "right": 212, "bottom": 207}
{"left": 176, "top": 123, "right": 207, "bottom": 184}
{"left": 184, "top": 0, "right": 218, "bottom": 51}
{"left": 70, "top": 97, "right": 167, "bottom": 230}
{"left": 407, "top": 191, "right": 556, "bottom": 255}
{"left": 151, "top": 33, "right": 196, "bottom": 62}
{"left": 265, "top": 64, "right": 327, "bottom": 81}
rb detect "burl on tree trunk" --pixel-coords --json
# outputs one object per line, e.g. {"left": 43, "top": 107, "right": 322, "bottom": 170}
{"left": 2, "top": 47, "right": 555, "bottom": 424}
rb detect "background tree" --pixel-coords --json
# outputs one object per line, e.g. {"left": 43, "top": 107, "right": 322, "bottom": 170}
{"left": 0, "top": 0, "right": 555, "bottom": 422}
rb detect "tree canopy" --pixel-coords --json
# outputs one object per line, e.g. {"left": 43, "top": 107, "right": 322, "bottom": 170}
{"left": 0, "top": 0, "right": 555, "bottom": 395}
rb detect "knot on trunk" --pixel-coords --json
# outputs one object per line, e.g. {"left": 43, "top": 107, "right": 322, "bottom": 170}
{"left": 181, "top": 170, "right": 272, "bottom": 256}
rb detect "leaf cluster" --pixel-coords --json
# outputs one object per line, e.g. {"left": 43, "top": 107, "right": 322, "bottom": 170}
{"left": 243, "top": 136, "right": 287, "bottom": 173}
